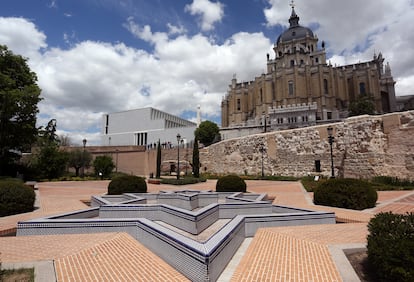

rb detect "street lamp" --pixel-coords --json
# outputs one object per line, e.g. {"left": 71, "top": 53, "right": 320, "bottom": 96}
{"left": 176, "top": 133, "right": 181, "bottom": 180}
{"left": 258, "top": 143, "right": 266, "bottom": 177}
{"left": 327, "top": 127, "right": 335, "bottom": 178}
{"left": 82, "top": 138, "right": 87, "bottom": 177}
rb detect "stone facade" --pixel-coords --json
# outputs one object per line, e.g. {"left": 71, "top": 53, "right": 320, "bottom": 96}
{"left": 201, "top": 111, "right": 414, "bottom": 180}
{"left": 221, "top": 5, "right": 397, "bottom": 133}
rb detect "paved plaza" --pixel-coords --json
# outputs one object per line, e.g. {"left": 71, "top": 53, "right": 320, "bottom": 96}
{"left": 1, "top": 180, "right": 413, "bottom": 281}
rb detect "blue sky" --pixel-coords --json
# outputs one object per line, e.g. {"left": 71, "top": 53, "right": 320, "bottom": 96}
{"left": 1, "top": 0, "right": 414, "bottom": 145}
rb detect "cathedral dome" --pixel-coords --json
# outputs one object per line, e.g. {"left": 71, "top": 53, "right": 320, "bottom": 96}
{"left": 276, "top": 6, "right": 314, "bottom": 44}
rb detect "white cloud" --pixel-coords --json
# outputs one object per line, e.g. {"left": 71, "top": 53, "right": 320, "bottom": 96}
{"left": 0, "top": 17, "right": 47, "bottom": 60}
{"left": 0, "top": 16, "right": 271, "bottom": 144}
{"left": 184, "top": 0, "right": 224, "bottom": 31}
{"left": 167, "top": 23, "right": 187, "bottom": 35}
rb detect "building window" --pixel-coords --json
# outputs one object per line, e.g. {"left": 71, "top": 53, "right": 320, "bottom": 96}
{"left": 260, "top": 88, "right": 263, "bottom": 103}
{"left": 105, "top": 114, "right": 109, "bottom": 134}
{"left": 327, "top": 112, "right": 332, "bottom": 120}
{"left": 315, "top": 57, "right": 319, "bottom": 63}
{"left": 288, "top": 81, "right": 294, "bottom": 96}
{"left": 323, "top": 79, "right": 328, "bottom": 95}
{"left": 359, "top": 82, "right": 366, "bottom": 94}
{"left": 290, "top": 60, "right": 295, "bottom": 67}
{"left": 237, "top": 98, "right": 241, "bottom": 111}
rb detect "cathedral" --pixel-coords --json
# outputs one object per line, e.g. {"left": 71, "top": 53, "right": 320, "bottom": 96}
{"left": 221, "top": 3, "right": 397, "bottom": 135}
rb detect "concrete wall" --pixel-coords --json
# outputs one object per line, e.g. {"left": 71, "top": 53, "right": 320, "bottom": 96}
{"left": 201, "top": 111, "right": 414, "bottom": 180}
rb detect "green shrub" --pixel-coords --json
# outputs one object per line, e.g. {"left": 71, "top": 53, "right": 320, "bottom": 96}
{"left": 216, "top": 175, "right": 246, "bottom": 192}
{"left": 0, "top": 180, "right": 35, "bottom": 217}
{"left": 160, "top": 177, "right": 206, "bottom": 185}
{"left": 300, "top": 176, "right": 328, "bottom": 192}
{"left": 107, "top": 175, "right": 147, "bottom": 195}
{"left": 313, "top": 178, "right": 377, "bottom": 210}
{"left": 367, "top": 212, "right": 414, "bottom": 282}
{"left": 371, "top": 176, "right": 414, "bottom": 190}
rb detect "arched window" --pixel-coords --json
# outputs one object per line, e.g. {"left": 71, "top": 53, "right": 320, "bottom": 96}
{"left": 359, "top": 82, "right": 366, "bottom": 95}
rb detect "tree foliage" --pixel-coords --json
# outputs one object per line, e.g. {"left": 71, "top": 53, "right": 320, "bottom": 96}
{"left": 30, "top": 119, "right": 68, "bottom": 180}
{"left": 0, "top": 180, "right": 35, "bottom": 216}
{"left": 348, "top": 94, "right": 375, "bottom": 116}
{"left": 31, "top": 145, "right": 68, "bottom": 180}
{"left": 156, "top": 139, "right": 161, "bottom": 178}
{"left": 192, "top": 136, "right": 200, "bottom": 178}
{"left": 216, "top": 175, "right": 247, "bottom": 192}
{"left": 93, "top": 155, "right": 115, "bottom": 178}
{"left": 108, "top": 175, "right": 147, "bottom": 195}
{"left": 68, "top": 149, "right": 92, "bottom": 176}
{"left": 313, "top": 178, "right": 377, "bottom": 210}
{"left": 367, "top": 212, "right": 414, "bottom": 282}
{"left": 0, "top": 45, "right": 42, "bottom": 176}
{"left": 194, "top": 120, "right": 220, "bottom": 146}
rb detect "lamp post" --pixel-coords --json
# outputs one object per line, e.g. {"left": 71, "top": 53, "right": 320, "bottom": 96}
{"left": 82, "top": 138, "right": 87, "bottom": 177}
{"left": 176, "top": 133, "right": 181, "bottom": 180}
{"left": 258, "top": 143, "right": 266, "bottom": 177}
{"left": 327, "top": 127, "right": 335, "bottom": 178}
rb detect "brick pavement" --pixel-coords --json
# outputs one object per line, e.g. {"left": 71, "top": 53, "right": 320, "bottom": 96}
{"left": 54, "top": 233, "right": 189, "bottom": 282}
{"left": 1, "top": 179, "right": 413, "bottom": 281}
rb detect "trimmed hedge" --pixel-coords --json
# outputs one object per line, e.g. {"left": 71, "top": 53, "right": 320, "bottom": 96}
{"left": 216, "top": 175, "right": 246, "bottom": 192}
{"left": 0, "top": 180, "right": 36, "bottom": 217}
{"left": 160, "top": 177, "right": 207, "bottom": 185}
{"left": 108, "top": 175, "right": 147, "bottom": 195}
{"left": 313, "top": 178, "right": 377, "bottom": 210}
{"left": 367, "top": 212, "right": 414, "bottom": 282}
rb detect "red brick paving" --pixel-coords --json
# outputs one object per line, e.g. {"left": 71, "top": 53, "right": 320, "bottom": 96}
{"left": 1, "top": 180, "right": 413, "bottom": 282}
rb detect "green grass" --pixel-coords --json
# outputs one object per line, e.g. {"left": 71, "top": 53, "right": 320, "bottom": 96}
{"left": 160, "top": 177, "right": 207, "bottom": 185}
{"left": 301, "top": 176, "right": 414, "bottom": 192}
{"left": 0, "top": 267, "right": 35, "bottom": 282}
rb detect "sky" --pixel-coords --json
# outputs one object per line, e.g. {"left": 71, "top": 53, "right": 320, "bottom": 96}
{"left": 1, "top": 0, "right": 414, "bottom": 145}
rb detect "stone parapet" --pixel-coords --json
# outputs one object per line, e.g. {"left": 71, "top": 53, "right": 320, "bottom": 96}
{"left": 200, "top": 111, "right": 414, "bottom": 180}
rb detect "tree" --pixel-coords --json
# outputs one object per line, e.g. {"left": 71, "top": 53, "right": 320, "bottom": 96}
{"left": 156, "top": 139, "right": 161, "bottom": 178}
{"left": 192, "top": 137, "right": 200, "bottom": 178}
{"left": 348, "top": 94, "right": 375, "bottom": 116}
{"left": 58, "top": 134, "right": 72, "bottom": 146}
{"left": 30, "top": 119, "right": 68, "bottom": 180}
{"left": 0, "top": 45, "right": 42, "bottom": 176}
{"left": 68, "top": 149, "right": 92, "bottom": 176}
{"left": 194, "top": 120, "right": 220, "bottom": 146}
{"left": 93, "top": 155, "right": 115, "bottom": 178}
{"left": 30, "top": 145, "right": 68, "bottom": 180}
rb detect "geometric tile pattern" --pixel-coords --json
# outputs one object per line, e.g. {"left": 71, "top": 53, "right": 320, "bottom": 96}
{"left": 16, "top": 190, "right": 336, "bottom": 281}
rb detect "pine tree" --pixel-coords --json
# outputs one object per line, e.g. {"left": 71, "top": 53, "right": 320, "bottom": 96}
{"left": 192, "top": 137, "right": 200, "bottom": 178}
{"left": 156, "top": 139, "right": 161, "bottom": 178}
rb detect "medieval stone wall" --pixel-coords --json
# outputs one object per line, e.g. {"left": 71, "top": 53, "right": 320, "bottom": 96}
{"left": 200, "top": 111, "right": 414, "bottom": 180}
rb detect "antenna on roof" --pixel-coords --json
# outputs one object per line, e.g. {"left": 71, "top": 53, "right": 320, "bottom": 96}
{"left": 290, "top": 0, "right": 295, "bottom": 8}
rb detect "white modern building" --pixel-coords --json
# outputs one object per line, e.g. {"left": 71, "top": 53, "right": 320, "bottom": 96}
{"left": 101, "top": 107, "right": 197, "bottom": 147}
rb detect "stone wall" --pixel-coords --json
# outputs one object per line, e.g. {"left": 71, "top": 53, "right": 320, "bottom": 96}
{"left": 200, "top": 111, "right": 414, "bottom": 180}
